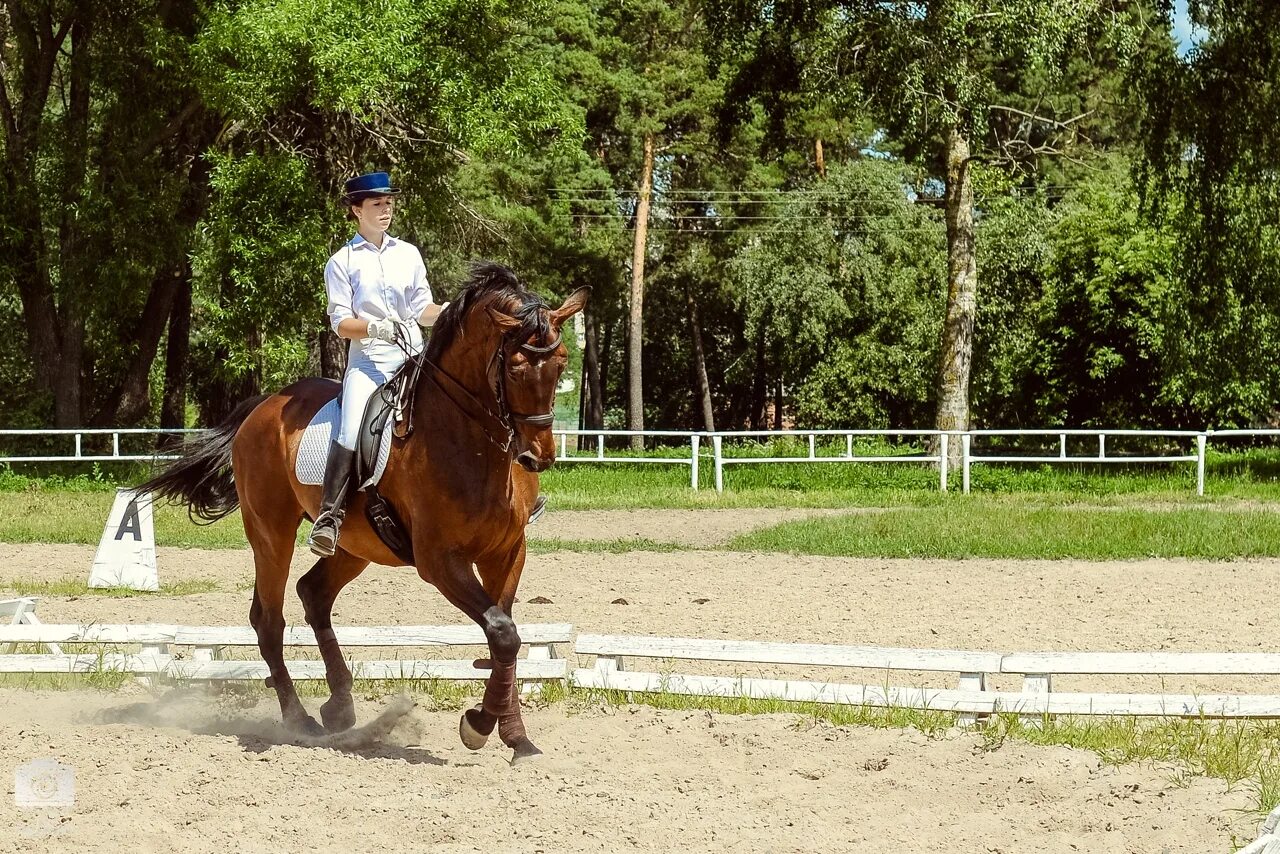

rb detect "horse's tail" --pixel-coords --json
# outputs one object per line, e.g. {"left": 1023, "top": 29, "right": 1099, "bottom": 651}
{"left": 135, "top": 394, "right": 270, "bottom": 524}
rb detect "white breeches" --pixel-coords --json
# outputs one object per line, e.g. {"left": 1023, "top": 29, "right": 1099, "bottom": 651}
{"left": 335, "top": 335, "right": 421, "bottom": 450}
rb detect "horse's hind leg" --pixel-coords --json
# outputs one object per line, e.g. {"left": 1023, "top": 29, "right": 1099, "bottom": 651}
{"left": 296, "top": 551, "right": 369, "bottom": 733}
{"left": 246, "top": 513, "right": 323, "bottom": 736}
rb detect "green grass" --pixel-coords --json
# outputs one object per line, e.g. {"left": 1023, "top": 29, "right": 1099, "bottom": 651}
{"left": 0, "top": 576, "right": 220, "bottom": 597}
{"left": 728, "top": 503, "right": 1280, "bottom": 559}
{"left": 527, "top": 536, "right": 683, "bottom": 554}
{"left": 3, "top": 447, "right": 1280, "bottom": 556}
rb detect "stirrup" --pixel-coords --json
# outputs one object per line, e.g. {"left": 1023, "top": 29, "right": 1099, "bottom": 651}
{"left": 307, "top": 512, "right": 342, "bottom": 557}
{"left": 527, "top": 495, "right": 548, "bottom": 526}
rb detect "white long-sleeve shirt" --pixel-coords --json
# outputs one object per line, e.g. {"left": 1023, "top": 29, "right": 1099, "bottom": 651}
{"left": 325, "top": 233, "right": 433, "bottom": 341}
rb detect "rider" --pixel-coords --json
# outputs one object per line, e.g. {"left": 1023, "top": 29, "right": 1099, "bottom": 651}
{"left": 307, "top": 171, "right": 447, "bottom": 557}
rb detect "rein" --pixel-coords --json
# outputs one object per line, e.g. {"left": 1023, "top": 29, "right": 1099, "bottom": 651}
{"left": 390, "top": 322, "right": 560, "bottom": 454}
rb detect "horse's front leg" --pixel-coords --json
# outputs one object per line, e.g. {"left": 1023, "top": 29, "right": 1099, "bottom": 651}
{"left": 477, "top": 540, "right": 538, "bottom": 760}
{"left": 424, "top": 548, "right": 539, "bottom": 763}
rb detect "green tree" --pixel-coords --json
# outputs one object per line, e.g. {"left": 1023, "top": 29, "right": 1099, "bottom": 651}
{"left": 1139, "top": 0, "right": 1280, "bottom": 425}
{"left": 0, "top": 1, "right": 214, "bottom": 427}
{"left": 716, "top": 0, "right": 1129, "bottom": 454}
{"left": 186, "top": 0, "right": 580, "bottom": 421}
{"left": 729, "top": 160, "right": 946, "bottom": 428}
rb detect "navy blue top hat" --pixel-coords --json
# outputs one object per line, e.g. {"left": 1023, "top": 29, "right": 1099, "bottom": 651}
{"left": 342, "top": 171, "right": 402, "bottom": 203}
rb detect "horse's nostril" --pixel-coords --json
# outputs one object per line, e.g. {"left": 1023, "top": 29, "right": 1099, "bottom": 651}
{"left": 517, "top": 451, "right": 538, "bottom": 471}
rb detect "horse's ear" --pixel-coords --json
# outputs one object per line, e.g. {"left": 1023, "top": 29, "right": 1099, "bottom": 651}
{"left": 486, "top": 305, "right": 523, "bottom": 332}
{"left": 550, "top": 286, "right": 592, "bottom": 328}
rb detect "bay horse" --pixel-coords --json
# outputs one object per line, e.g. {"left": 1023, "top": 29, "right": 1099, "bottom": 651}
{"left": 139, "top": 263, "right": 589, "bottom": 763}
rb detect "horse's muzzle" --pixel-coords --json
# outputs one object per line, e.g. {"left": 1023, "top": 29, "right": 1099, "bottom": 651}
{"left": 516, "top": 451, "right": 552, "bottom": 473}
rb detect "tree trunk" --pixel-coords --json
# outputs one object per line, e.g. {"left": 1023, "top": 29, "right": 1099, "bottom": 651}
{"left": 750, "top": 327, "right": 767, "bottom": 430}
{"left": 160, "top": 275, "right": 191, "bottom": 434}
{"left": 50, "top": 11, "right": 93, "bottom": 426}
{"left": 320, "top": 326, "right": 347, "bottom": 380}
{"left": 935, "top": 125, "right": 978, "bottom": 469}
{"left": 627, "top": 131, "right": 656, "bottom": 451}
{"left": 98, "top": 266, "right": 182, "bottom": 425}
{"left": 582, "top": 304, "right": 604, "bottom": 430}
{"left": 599, "top": 311, "right": 614, "bottom": 413}
{"left": 685, "top": 284, "right": 714, "bottom": 431}
{"left": 774, "top": 375, "right": 784, "bottom": 430}
{"left": 815, "top": 138, "right": 826, "bottom": 178}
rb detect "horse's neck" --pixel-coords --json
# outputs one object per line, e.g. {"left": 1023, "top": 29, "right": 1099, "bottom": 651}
{"left": 414, "top": 339, "right": 513, "bottom": 497}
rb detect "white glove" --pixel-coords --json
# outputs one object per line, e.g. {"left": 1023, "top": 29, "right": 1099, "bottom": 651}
{"left": 366, "top": 318, "right": 399, "bottom": 343}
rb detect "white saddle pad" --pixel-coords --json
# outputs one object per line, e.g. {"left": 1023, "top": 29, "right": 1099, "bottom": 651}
{"left": 295, "top": 397, "right": 394, "bottom": 487}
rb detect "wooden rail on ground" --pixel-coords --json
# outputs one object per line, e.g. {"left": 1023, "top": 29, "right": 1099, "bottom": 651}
{"left": 6, "top": 616, "right": 1280, "bottom": 720}
{"left": 571, "top": 635, "right": 1280, "bottom": 719}
{"left": 0, "top": 622, "right": 573, "bottom": 683}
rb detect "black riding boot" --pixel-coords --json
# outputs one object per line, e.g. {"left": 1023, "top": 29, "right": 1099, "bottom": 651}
{"left": 307, "top": 441, "right": 356, "bottom": 557}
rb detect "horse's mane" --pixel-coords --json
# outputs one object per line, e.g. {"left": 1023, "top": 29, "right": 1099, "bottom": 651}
{"left": 425, "top": 261, "right": 550, "bottom": 360}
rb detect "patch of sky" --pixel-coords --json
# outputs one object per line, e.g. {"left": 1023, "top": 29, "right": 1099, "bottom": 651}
{"left": 1171, "top": 0, "right": 1207, "bottom": 57}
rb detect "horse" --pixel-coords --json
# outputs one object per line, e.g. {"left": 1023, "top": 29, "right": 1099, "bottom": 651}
{"left": 138, "top": 262, "right": 589, "bottom": 764}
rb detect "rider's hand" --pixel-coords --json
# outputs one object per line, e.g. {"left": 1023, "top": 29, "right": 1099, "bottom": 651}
{"left": 366, "top": 318, "right": 399, "bottom": 343}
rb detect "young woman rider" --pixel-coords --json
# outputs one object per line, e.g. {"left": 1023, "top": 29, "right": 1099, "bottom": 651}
{"left": 307, "top": 171, "right": 447, "bottom": 557}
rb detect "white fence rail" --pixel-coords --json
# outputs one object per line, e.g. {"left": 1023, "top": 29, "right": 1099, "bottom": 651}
{"left": 0, "top": 622, "right": 572, "bottom": 683}
{"left": 5, "top": 425, "right": 1280, "bottom": 495}
{"left": 571, "top": 634, "right": 1280, "bottom": 719}
{"left": 7, "top": 617, "right": 1280, "bottom": 720}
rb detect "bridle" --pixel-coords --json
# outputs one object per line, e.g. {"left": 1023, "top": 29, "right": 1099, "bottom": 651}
{"left": 388, "top": 313, "right": 561, "bottom": 455}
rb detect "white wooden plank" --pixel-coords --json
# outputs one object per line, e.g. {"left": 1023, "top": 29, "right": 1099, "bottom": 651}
{"left": 571, "top": 668, "right": 1000, "bottom": 713}
{"left": 174, "top": 623, "right": 574, "bottom": 646}
{"left": 573, "top": 634, "right": 1001, "bottom": 672}
{"left": 1001, "top": 652, "right": 1280, "bottom": 675}
{"left": 571, "top": 668, "right": 1280, "bottom": 719}
{"left": 0, "top": 624, "right": 178, "bottom": 644}
{"left": 1261, "top": 803, "right": 1280, "bottom": 836}
{"left": 0, "top": 653, "right": 170, "bottom": 674}
{"left": 0, "top": 623, "right": 573, "bottom": 646}
{"left": 1236, "top": 834, "right": 1280, "bottom": 854}
{"left": 1, "top": 597, "right": 39, "bottom": 623}
{"left": 956, "top": 672, "right": 986, "bottom": 728}
{"left": 1022, "top": 692, "right": 1280, "bottom": 718}
{"left": 167, "top": 658, "right": 566, "bottom": 681}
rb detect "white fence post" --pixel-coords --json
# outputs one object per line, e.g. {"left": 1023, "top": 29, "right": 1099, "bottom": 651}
{"left": 939, "top": 433, "right": 949, "bottom": 492}
{"left": 713, "top": 435, "right": 724, "bottom": 493}
{"left": 1196, "top": 433, "right": 1207, "bottom": 497}
{"left": 962, "top": 433, "right": 971, "bottom": 494}
{"left": 807, "top": 433, "right": 816, "bottom": 460}
{"left": 690, "top": 434, "right": 700, "bottom": 491}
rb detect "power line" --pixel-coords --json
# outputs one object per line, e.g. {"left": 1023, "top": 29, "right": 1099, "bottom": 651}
{"left": 549, "top": 187, "right": 1085, "bottom": 195}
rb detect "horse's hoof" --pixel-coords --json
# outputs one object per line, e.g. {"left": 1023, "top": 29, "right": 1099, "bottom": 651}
{"left": 287, "top": 713, "right": 325, "bottom": 738}
{"left": 320, "top": 696, "right": 356, "bottom": 733}
{"left": 510, "top": 739, "right": 543, "bottom": 766}
{"left": 459, "top": 706, "right": 493, "bottom": 751}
